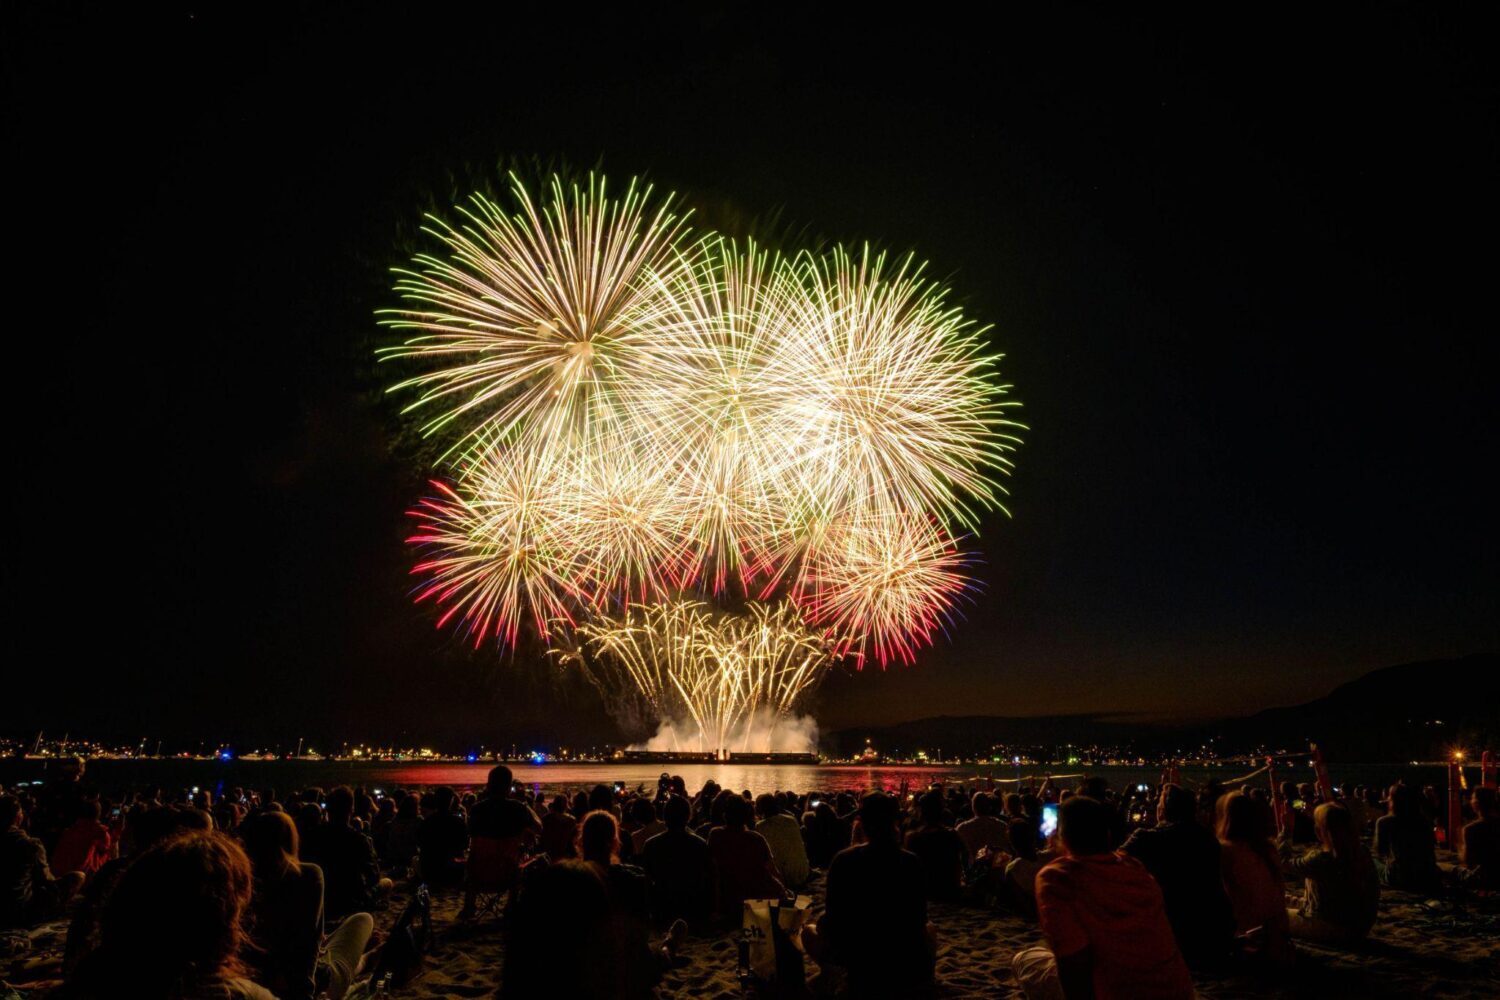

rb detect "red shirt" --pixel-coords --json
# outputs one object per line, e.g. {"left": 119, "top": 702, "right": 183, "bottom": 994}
{"left": 1036, "top": 851, "right": 1193, "bottom": 1000}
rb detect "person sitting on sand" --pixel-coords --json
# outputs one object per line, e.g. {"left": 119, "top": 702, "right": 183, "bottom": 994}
{"left": 0, "top": 794, "right": 85, "bottom": 930}
{"left": 51, "top": 798, "right": 113, "bottom": 878}
{"left": 707, "top": 793, "right": 785, "bottom": 923}
{"left": 803, "top": 792, "right": 934, "bottom": 997}
{"left": 369, "top": 795, "right": 395, "bottom": 859}
{"left": 69, "top": 831, "right": 273, "bottom": 1000}
{"left": 956, "top": 791, "right": 1011, "bottom": 861}
{"left": 905, "top": 789, "right": 966, "bottom": 902}
{"left": 460, "top": 765, "right": 540, "bottom": 921}
{"left": 1216, "top": 791, "right": 1294, "bottom": 968}
{"left": 1120, "top": 784, "right": 1235, "bottom": 967}
{"left": 629, "top": 797, "right": 665, "bottom": 859}
{"left": 1459, "top": 786, "right": 1499, "bottom": 888}
{"left": 502, "top": 860, "right": 614, "bottom": 999}
{"left": 242, "top": 811, "right": 372, "bottom": 1000}
{"left": 540, "top": 795, "right": 580, "bottom": 862}
{"left": 304, "top": 786, "right": 392, "bottom": 920}
{"left": 800, "top": 799, "right": 845, "bottom": 870}
{"left": 65, "top": 805, "right": 198, "bottom": 979}
{"left": 755, "top": 793, "right": 810, "bottom": 888}
{"left": 1012, "top": 795, "right": 1193, "bottom": 1000}
{"left": 381, "top": 792, "right": 422, "bottom": 872}
{"left": 1283, "top": 801, "right": 1379, "bottom": 946}
{"left": 642, "top": 794, "right": 714, "bottom": 929}
{"left": 415, "top": 786, "right": 468, "bottom": 887}
{"left": 580, "top": 810, "right": 687, "bottom": 998}
{"left": 1373, "top": 784, "right": 1442, "bottom": 894}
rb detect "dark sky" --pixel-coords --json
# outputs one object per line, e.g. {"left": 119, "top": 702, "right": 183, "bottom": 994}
{"left": 4, "top": 6, "right": 1495, "bottom": 748}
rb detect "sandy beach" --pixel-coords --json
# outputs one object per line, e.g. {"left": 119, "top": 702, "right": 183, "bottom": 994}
{"left": 7, "top": 854, "right": 1495, "bottom": 999}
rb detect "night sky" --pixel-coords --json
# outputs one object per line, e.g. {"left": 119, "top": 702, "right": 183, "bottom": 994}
{"left": 4, "top": 7, "right": 1495, "bottom": 749}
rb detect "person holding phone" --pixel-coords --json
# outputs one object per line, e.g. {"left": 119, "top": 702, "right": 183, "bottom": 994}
{"left": 1012, "top": 796, "right": 1192, "bottom": 1000}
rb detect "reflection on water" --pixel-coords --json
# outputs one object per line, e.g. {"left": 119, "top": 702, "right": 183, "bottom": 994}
{"left": 0, "top": 756, "right": 1398, "bottom": 799}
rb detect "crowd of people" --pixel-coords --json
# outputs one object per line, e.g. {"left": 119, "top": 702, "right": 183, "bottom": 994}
{"left": 2, "top": 754, "right": 1497, "bottom": 999}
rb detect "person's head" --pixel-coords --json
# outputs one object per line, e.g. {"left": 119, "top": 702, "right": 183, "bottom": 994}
{"left": 1158, "top": 784, "right": 1197, "bottom": 825}
{"left": 60, "top": 756, "right": 86, "bottom": 782}
{"left": 241, "top": 810, "right": 300, "bottom": 880}
{"left": 1080, "top": 776, "right": 1110, "bottom": 802}
{"left": 1388, "top": 783, "right": 1421, "bottom": 819}
{"left": 488, "top": 765, "right": 513, "bottom": 797}
{"left": 588, "top": 784, "right": 614, "bottom": 813}
{"left": 1003, "top": 792, "right": 1022, "bottom": 817}
{"left": 918, "top": 790, "right": 946, "bottom": 827}
{"left": 86, "top": 832, "right": 253, "bottom": 996}
{"left": 578, "top": 809, "right": 620, "bottom": 865}
{"left": 857, "top": 792, "right": 900, "bottom": 844}
{"left": 721, "top": 791, "right": 754, "bottom": 830}
{"left": 1058, "top": 795, "right": 1112, "bottom": 857}
{"left": 755, "top": 793, "right": 780, "bottom": 819}
{"left": 971, "top": 792, "right": 994, "bottom": 818}
{"left": 397, "top": 792, "right": 419, "bottom": 820}
{"left": 1471, "top": 786, "right": 1497, "bottom": 818}
{"left": 711, "top": 787, "right": 737, "bottom": 826}
{"left": 1313, "top": 802, "right": 1359, "bottom": 861}
{"left": 662, "top": 793, "right": 691, "bottom": 831}
{"left": 1216, "top": 791, "right": 1273, "bottom": 845}
{"left": 325, "top": 786, "right": 355, "bottom": 825}
{"left": 434, "top": 786, "right": 458, "bottom": 813}
{"left": 377, "top": 796, "right": 395, "bottom": 819}
{"left": 0, "top": 795, "right": 21, "bottom": 830}
{"left": 630, "top": 797, "right": 655, "bottom": 826}
{"left": 192, "top": 788, "right": 212, "bottom": 811}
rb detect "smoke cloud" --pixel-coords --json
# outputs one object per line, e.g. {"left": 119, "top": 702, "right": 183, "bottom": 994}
{"left": 631, "top": 713, "right": 821, "bottom": 755}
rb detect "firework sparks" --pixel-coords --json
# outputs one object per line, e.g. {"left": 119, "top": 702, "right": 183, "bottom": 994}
{"left": 566, "top": 599, "right": 833, "bottom": 752}
{"left": 388, "top": 173, "right": 1023, "bottom": 702}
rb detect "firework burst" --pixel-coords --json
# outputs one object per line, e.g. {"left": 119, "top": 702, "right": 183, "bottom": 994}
{"left": 387, "top": 172, "right": 1023, "bottom": 724}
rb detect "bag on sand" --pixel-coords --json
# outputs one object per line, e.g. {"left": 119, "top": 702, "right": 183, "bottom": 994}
{"left": 739, "top": 896, "right": 812, "bottom": 994}
{"left": 368, "top": 885, "right": 431, "bottom": 987}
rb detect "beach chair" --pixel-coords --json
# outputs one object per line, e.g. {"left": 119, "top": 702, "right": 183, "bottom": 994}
{"left": 463, "top": 835, "right": 521, "bottom": 921}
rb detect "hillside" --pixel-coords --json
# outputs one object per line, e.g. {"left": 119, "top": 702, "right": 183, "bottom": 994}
{"left": 827, "top": 653, "right": 1498, "bottom": 761}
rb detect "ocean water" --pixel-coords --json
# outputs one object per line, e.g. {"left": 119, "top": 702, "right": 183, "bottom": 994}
{"left": 0, "top": 757, "right": 1460, "bottom": 800}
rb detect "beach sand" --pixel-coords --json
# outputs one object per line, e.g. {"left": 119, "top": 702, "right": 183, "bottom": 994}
{"left": 7, "top": 861, "right": 1496, "bottom": 998}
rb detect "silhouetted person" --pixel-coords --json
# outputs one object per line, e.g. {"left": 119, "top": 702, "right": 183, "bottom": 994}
{"left": 416, "top": 785, "right": 468, "bottom": 887}
{"left": 1460, "top": 786, "right": 1499, "bottom": 887}
{"left": 460, "top": 766, "right": 540, "bottom": 920}
{"left": 70, "top": 831, "right": 272, "bottom": 999}
{"left": 0, "top": 794, "right": 84, "bottom": 930}
{"left": 1216, "top": 791, "right": 1293, "bottom": 969}
{"left": 1121, "top": 784, "right": 1235, "bottom": 966}
{"left": 305, "top": 786, "right": 391, "bottom": 919}
{"left": 1285, "top": 802, "right": 1378, "bottom": 945}
{"left": 1373, "top": 784, "right": 1441, "bottom": 893}
{"left": 637, "top": 794, "right": 711, "bottom": 929}
{"left": 904, "top": 790, "right": 966, "bottom": 902}
{"left": 707, "top": 793, "right": 784, "bottom": 923}
{"left": 501, "top": 861, "right": 613, "bottom": 999}
{"left": 755, "top": 793, "right": 810, "bottom": 888}
{"left": 803, "top": 792, "right": 935, "bottom": 998}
